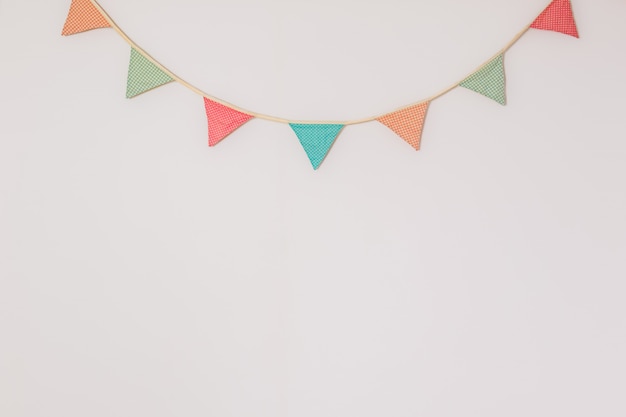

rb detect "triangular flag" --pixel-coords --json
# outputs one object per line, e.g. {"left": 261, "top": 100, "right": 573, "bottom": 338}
{"left": 530, "top": 0, "right": 579, "bottom": 38}
{"left": 377, "top": 102, "right": 430, "bottom": 151}
{"left": 126, "top": 48, "right": 174, "bottom": 98}
{"left": 203, "top": 98, "right": 254, "bottom": 146}
{"left": 61, "top": 0, "right": 111, "bottom": 36}
{"left": 289, "top": 124, "right": 345, "bottom": 170}
{"left": 459, "top": 54, "right": 506, "bottom": 105}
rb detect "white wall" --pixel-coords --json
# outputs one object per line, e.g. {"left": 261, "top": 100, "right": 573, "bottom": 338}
{"left": 1, "top": 0, "right": 626, "bottom": 416}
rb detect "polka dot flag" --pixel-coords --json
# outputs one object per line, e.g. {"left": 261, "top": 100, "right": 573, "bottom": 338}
{"left": 459, "top": 54, "right": 507, "bottom": 106}
{"left": 126, "top": 48, "right": 174, "bottom": 98}
{"left": 62, "top": 0, "right": 110, "bottom": 36}
{"left": 289, "top": 124, "right": 345, "bottom": 170}
{"left": 530, "top": 0, "right": 579, "bottom": 38}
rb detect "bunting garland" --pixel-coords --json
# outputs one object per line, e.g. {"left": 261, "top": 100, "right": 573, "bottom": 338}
{"left": 61, "top": 0, "right": 580, "bottom": 170}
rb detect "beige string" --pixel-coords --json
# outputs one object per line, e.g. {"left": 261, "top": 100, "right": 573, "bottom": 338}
{"left": 88, "top": 0, "right": 535, "bottom": 126}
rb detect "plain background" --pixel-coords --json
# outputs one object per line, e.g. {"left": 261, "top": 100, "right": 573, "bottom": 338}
{"left": 1, "top": 0, "right": 626, "bottom": 416}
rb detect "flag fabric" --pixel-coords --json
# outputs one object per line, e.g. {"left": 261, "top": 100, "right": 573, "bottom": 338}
{"left": 289, "top": 124, "right": 345, "bottom": 169}
{"left": 459, "top": 54, "right": 507, "bottom": 105}
{"left": 126, "top": 48, "right": 174, "bottom": 98}
{"left": 204, "top": 98, "right": 255, "bottom": 146}
{"left": 62, "top": 0, "right": 111, "bottom": 36}
{"left": 377, "top": 102, "right": 430, "bottom": 151}
{"left": 530, "top": 0, "right": 579, "bottom": 38}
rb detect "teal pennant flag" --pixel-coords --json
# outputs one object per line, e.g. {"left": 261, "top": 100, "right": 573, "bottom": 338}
{"left": 289, "top": 124, "right": 345, "bottom": 170}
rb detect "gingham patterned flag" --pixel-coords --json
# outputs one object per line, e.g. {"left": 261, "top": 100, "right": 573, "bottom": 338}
{"left": 289, "top": 124, "right": 345, "bottom": 170}
{"left": 377, "top": 102, "right": 431, "bottom": 151}
{"left": 530, "top": 0, "right": 579, "bottom": 38}
{"left": 459, "top": 54, "right": 507, "bottom": 105}
{"left": 203, "top": 98, "right": 254, "bottom": 147}
{"left": 126, "top": 48, "right": 174, "bottom": 98}
{"left": 62, "top": 0, "right": 110, "bottom": 36}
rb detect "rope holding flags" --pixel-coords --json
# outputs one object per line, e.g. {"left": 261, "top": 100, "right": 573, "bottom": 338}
{"left": 61, "top": 0, "right": 580, "bottom": 170}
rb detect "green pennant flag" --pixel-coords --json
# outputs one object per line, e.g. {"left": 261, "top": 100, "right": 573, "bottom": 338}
{"left": 126, "top": 48, "right": 174, "bottom": 98}
{"left": 459, "top": 54, "right": 506, "bottom": 105}
{"left": 289, "top": 124, "right": 345, "bottom": 170}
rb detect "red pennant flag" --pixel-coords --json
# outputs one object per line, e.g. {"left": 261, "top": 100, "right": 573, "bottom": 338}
{"left": 377, "top": 102, "right": 430, "bottom": 151}
{"left": 204, "top": 98, "right": 254, "bottom": 147}
{"left": 62, "top": 0, "right": 111, "bottom": 36}
{"left": 530, "top": 0, "right": 579, "bottom": 38}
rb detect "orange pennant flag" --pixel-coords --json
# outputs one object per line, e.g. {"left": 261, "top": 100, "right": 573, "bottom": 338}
{"left": 62, "top": 0, "right": 111, "bottom": 36}
{"left": 377, "top": 102, "right": 431, "bottom": 151}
